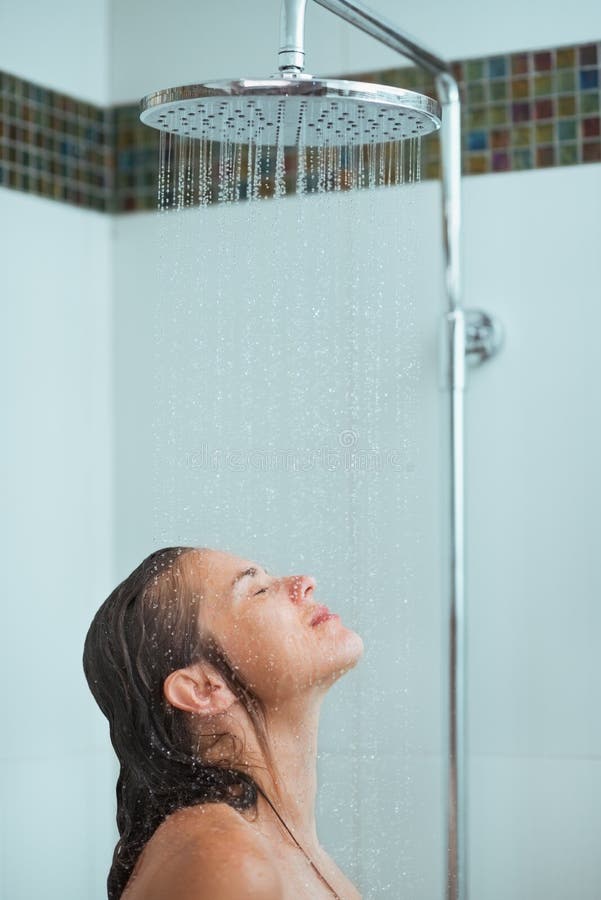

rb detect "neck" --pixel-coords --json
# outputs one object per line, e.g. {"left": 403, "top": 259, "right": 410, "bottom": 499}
{"left": 238, "top": 689, "right": 326, "bottom": 854}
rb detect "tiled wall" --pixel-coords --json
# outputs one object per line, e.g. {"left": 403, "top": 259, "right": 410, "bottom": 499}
{"left": 0, "top": 71, "right": 112, "bottom": 211}
{"left": 0, "top": 39, "right": 599, "bottom": 213}
{"left": 357, "top": 41, "right": 600, "bottom": 179}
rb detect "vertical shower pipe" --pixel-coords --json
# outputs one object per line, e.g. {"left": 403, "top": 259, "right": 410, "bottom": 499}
{"left": 279, "top": 2, "right": 467, "bottom": 899}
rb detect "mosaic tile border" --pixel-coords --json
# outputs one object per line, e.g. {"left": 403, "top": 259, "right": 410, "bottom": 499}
{"left": 0, "top": 38, "right": 599, "bottom": 213}
{"left": 404, "top": 40, "right": 601, "bottom": 177}
{"left": 0, "top": 71, "right": 112, "bottom": 210}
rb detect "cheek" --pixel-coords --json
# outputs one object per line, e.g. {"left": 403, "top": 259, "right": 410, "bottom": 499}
{"left": 228, "top": 608, "right": 310, "bottom": 682}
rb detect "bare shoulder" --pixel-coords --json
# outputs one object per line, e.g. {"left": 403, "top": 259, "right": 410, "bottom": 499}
{"left": 124, "top": 802, "right": 283, "bottom": 900}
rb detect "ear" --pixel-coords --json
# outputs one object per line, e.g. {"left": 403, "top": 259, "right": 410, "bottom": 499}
{"left": 163, "top": 663, "right": 237, "bottom": 717}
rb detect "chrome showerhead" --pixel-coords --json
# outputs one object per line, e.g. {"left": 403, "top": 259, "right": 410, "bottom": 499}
{"left": 140, "top": 73, "right": 441, "bottom": 147}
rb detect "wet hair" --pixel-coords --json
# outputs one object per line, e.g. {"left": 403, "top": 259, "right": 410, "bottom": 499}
{"left": 82, "top": 546, "right": 284, "bottom": 900}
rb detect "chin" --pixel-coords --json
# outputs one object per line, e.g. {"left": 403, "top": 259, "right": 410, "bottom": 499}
{"left": 331, "top": 627, "right": 365, "bottom": 674}
{"left": 311, "top": 620, "right": 365, "bottom": 686}
{"left": 346, "top": 629, "right": 365, "bottom": 662}
{"left": 339, "top": 621, "right": 364, "bottom": 652}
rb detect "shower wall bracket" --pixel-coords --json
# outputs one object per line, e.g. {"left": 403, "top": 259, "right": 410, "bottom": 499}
{"left": 440, "top": 310, "right": 505, "bottom": 384}
{"left": 464, "top": 310, "right": 505, "bottom": 368}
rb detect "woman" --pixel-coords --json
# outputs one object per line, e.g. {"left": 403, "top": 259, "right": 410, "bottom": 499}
{"left": 83, "top": 545, "right": 364, "bottom": 899}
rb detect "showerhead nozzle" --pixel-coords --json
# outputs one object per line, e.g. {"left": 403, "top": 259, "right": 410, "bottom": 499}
{"left": 140, "top": 74, "right": 441, "bottom": 147}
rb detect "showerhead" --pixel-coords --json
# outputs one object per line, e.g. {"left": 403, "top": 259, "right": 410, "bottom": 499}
{"left": 139, "top": 0, "right": 446, "bottom": 204}
{"left": 140, "top": 73, "right": 441, "bottom": 147}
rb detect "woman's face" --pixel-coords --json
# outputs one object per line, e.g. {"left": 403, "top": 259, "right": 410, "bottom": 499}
{"left": 182, "top": 547, "right": 364, "bottom": 704}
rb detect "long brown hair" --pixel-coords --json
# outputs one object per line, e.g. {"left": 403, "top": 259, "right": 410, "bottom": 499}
{"left": 83, "top": 546, "right": 283, "bottom": 899}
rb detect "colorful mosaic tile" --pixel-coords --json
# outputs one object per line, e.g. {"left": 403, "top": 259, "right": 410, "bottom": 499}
{"left": 0, "top": 71, "right": 111, "bottom": 210}
{"left": 0, "top": 37, "right": 599, "bottom": 212}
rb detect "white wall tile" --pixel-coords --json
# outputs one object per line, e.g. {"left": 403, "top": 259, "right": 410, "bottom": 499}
{"left": 0, "top": 192, "right": 114, "bottom": 893}
{"left": 469, "top": 755, "right": 601, "bottom": 900}
{"left": 109, "top": 0, "right": 349, "bottom": 104}
{"left": 110, "top": 0, "right": 601, "bottom": 104}
{"left": 463, "top": 166, "right": 601, "bottom": 760}
{"left": 0, "top": 752, "right": 118, "bottom": 900}
{"left": 0, "top": 0, "right": 109, "bottom": 103}
{"left": 341, "top": 0, "right": 601, "bottom": 73}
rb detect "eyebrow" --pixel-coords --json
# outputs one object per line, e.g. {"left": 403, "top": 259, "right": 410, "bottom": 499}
{"left": 231, "top": 565, "right": 269, "bottom": 588}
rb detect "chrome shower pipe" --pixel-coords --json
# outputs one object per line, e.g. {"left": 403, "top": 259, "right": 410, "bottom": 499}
{"left": 279, "top": 0, "right": 309, "bottom": 71}
{"left": 279, "top": 2, "right": 467, "bottom": 900}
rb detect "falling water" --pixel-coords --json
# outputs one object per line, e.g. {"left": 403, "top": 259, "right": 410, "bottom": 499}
{"left": 152, "top": 116, "right": 427, "bottom": 895}
{"left": 155, "top": 115, "right": 422, "bottom": 210}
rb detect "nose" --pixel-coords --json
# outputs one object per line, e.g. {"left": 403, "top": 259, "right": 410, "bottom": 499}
{"left": 287, "top": 574, "right": 316, "bottom": 605}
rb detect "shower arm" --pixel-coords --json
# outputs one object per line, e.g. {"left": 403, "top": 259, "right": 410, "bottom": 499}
{"left": 279, "top": 0, "right": 461, "bottom": 313}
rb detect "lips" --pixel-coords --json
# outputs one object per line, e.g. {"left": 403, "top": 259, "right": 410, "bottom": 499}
{"left": 309, "top": 604, "right": 338, "bottom": 626}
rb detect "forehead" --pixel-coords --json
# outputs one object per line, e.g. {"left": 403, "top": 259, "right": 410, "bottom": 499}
{"left": 183, "top": 547, "right": 257, "bottom": 596}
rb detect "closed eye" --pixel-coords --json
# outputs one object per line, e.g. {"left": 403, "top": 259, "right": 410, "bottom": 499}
{"left": 253, "top": 587, "right": 268, "bottom": 596}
